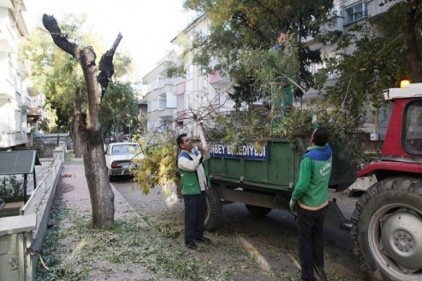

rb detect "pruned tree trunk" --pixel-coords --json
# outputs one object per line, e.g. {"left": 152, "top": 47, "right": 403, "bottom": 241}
{"left": 43, "top": 14, "right": 122, "bottom": 228}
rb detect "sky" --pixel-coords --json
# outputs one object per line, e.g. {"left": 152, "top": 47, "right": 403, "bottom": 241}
{"left": 23, "top": 0, "right": 199, "bottom": 79}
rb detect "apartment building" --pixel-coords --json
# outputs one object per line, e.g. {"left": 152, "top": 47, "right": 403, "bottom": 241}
{"left": 142, "top": 54, "right": 179, "bottom": 132}
{"left": 0, "top": 0, "right": 33, "bottom": 149}
{"left": 171, "top": 16, "right": 234, "bottom": 136}
{"left": 142, "top": 16, "right": 234, "bottom": 137}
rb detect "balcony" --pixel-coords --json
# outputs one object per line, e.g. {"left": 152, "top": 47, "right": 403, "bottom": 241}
{"left": 0, "top": 37, "right": 11, "bottom": 52}
{"left": 176, "top": 82, "right": 185, "bottom": 95}
{"left": 27, "top": 107, "right": 42, "bottom": 124}
{"left": 0, "top": 79, "right": 14, "bottom": 100}
{"left": 344, "top": 1, "right": 368, "bottom": 25}
{"left": 321, "top": 15, "right": 344, "bottom": 34}
{"left": 0, "top": 131, "right": 28, "bottom": 148}
{"left": 20, "top": 96, "right": 31, "bottom": 110}
{"left": 303, "top": 15, "right": 344, "bottom": 45}
{"left": 158, "top": 108, "right": 176, "bottom": 118}
{"left": 176, "top": 110, "right": 187, "bottom": 122}
{"left": 0, "top": 19, "right": 18, "bottom": 53}
{"left": 208, "top": 72, "right": 230, "bottom": 89}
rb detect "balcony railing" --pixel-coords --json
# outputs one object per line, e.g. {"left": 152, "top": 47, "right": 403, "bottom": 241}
{"left": 176, "top": 82, "right": 185, "bottom": 95}
{"left": 0, "top": 131, "right": 28, "bottom": 148}
{"left": 158, "top": 108, "right": 176, "bottom": 118}
{"left": 0, "top": 79, "right": 14, "bottom": 100}
{"left": 176, "top": 110, "right": 187, "bottom": 122}
{"left": 208, "top": 72, "right": 230, "bottom": 89}
{"left": 0, "top": 22, "right": 14, "bottom": 52}
{"left": 321, "top": 15, "right": 344, "bottom": 33}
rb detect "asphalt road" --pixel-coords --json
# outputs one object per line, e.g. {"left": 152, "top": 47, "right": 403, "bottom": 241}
{"left": 111, "top": 176, "right": 368, "bottom": 280}
{"left": 111, "top": 176, "right": 358, "bottom": 226}
{"left": 111, "top": 176, "right": 360, "bottom": 254}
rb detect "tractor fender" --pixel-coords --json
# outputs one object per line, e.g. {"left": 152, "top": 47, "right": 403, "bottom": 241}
{"left": 358, "top": 161, "right": 422, "bottom": 178}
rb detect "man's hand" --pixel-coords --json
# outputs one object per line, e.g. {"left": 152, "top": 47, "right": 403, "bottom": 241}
{"left": 199, "top": 145, "right": 208, "bottom": 155}
{"left": 289, "top": 199, "right": 297, "bottom": 212}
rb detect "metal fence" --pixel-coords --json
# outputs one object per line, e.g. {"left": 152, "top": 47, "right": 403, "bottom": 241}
{"left": 33, "top": 134, "right": 72, "bottom": 158}
{"left": 0, "top": 159, "right": 56, "bottom": 202}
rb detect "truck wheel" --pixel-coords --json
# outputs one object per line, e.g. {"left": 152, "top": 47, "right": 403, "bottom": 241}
{"left": 205, "top": 186, "right": 222, "bottom": 232}
{"left": 245, "top": 204, "right": 272, "bottom": 217}
{"left": 351, "top": 177, "right": 422, "bottom": 281}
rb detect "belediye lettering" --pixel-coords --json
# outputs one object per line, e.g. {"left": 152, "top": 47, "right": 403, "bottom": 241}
{"left": 211, "top": 143, "right": 266, "bottom": 157}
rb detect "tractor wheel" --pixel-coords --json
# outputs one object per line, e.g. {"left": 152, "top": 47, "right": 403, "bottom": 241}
{"left": 205, "top": 185, "right": 222, "bottom": 231}
{"left": 245, "top": 204, "right": 272, "bottom": 217}
{"left": 351, "top": 177, "right": 422, "bottom": 281}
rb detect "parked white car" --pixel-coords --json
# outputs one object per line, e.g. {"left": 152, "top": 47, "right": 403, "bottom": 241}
{"left": 105, "top": 142, "right": 142, "bottom": 181}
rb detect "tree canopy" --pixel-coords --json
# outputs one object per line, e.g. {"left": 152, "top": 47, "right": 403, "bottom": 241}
{"left": 100, "top": 82, "right": 140, "bottom": 140}
{"left": 20, "top": 15, "right": 137, "bottom": 139}
{"left": 19, "top": 22, "right": 83, "bottom": 132}
{"left": 182, "top": 0, "right": 334, "bottom": 106}
{"left": 315, "top": 1, "right": 422, "bottom": 122}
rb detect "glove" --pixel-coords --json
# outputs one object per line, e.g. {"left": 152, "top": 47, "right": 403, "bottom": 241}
{"left": 289, "top": 199, "right": 298, "bottom": 212}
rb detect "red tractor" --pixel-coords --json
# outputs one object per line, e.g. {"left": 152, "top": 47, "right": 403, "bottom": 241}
{"left": 351, "top": 83, "right": 422, "bottom": 281}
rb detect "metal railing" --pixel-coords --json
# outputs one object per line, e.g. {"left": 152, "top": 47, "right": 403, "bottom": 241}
{"left": 0, "top": 151, "right": 63, "bottom": 281}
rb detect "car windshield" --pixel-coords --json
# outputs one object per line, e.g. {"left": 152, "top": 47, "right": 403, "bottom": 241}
{"left": 111, "top": 144, "right": 140, "bottom": 155}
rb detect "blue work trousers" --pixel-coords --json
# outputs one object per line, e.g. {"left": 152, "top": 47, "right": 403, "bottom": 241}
{"left": 183, "top": 191, "right": 206, "bottom": 243}
{"left": 297, "top": 205, "right": 328, "bottom": 281}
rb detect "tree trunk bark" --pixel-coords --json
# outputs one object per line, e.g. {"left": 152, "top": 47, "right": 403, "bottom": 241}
{"left": 43, "top": 14, "right": 122, "bottom": 228}
{"left": 82, "top": 129, "right": 114, "bottom": 227}
{"left": 404, "top": 0, "right": 422, "bottom": 82}
{"left": 73, "top": 87, "right": 83, "bottom": 157}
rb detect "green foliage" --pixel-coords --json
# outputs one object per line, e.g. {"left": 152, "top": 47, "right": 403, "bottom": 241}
{"left": 130, "top": 100, "right": 366, "bottom": 193}
{"left": 38, "top": 103, "right": 59, "bottom": 133}
{"left": 182, "top": 0, "right": 333, "bottom": 104}
{"left": 315, "top": 2, "right": 421, "bottom": 117}
{"left": 19, "top": 20, "right": 87, "bottom": 131}
{"left": 230, "top": 33, "right": 300, "bottom": 107}
{"left": 205, "top": 102, "right": 366, "bottom": 165}
{"left": 0, "top": 176, "right": 24, "bottom": 199}
{"left": 100, "top": 82, "right": 139, "bottom": 137}
{"left": 112, "top": 53, "right": 133, "bottom": 79}
{"left": 19, "top": 14, "right": 136, "bottom": 134}
{"left": 131, "top": 133, "right": 179, "bottom": 195}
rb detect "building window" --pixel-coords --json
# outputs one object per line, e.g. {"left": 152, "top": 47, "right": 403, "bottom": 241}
{"left": 345, "top": 2, "right": 368, "bottom": 24}
{"left": 147, "top": 101, "right": 151, "bottom": 113}
{"left": 159, "top": 98, "right": 166, "bottom": 110}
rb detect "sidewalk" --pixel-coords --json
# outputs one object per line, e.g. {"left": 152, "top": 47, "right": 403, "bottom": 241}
{"left": 58, "top": 157, "right": 144, "bottom": 223}
{"left": 49, "top": 157, "right": 178, "bottom": 281}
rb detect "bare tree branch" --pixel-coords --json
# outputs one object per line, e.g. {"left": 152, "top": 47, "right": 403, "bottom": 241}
{"left": 99, "top": 33, "right": 123, "bottom": 98}
{"left": 42, "top": 14, "right": 79, "bottom": 57}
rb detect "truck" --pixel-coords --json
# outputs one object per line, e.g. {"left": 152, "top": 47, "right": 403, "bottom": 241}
{"left": 203, "top": 83, "right": 422, "bottom": 281}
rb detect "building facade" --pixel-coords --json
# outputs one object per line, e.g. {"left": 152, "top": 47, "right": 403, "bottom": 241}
{"left": 142, "top": 54, "right": 179, "bottom": 133}
{"left": 0, "top": 0, "right": 32, "bottom": 149}
{"left": 142, "top": 16, "right": 234, "bottom": 138}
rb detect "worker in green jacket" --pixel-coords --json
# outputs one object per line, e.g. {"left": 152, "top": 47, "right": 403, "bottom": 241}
{"left": 290, "top": 127, "right": 332, "bottom": 281}
{"left": 177, "top": 133, "right": 211, "bottom": 250}
{"left": 271, "top": 30, "right": 294, "bottom": 109}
